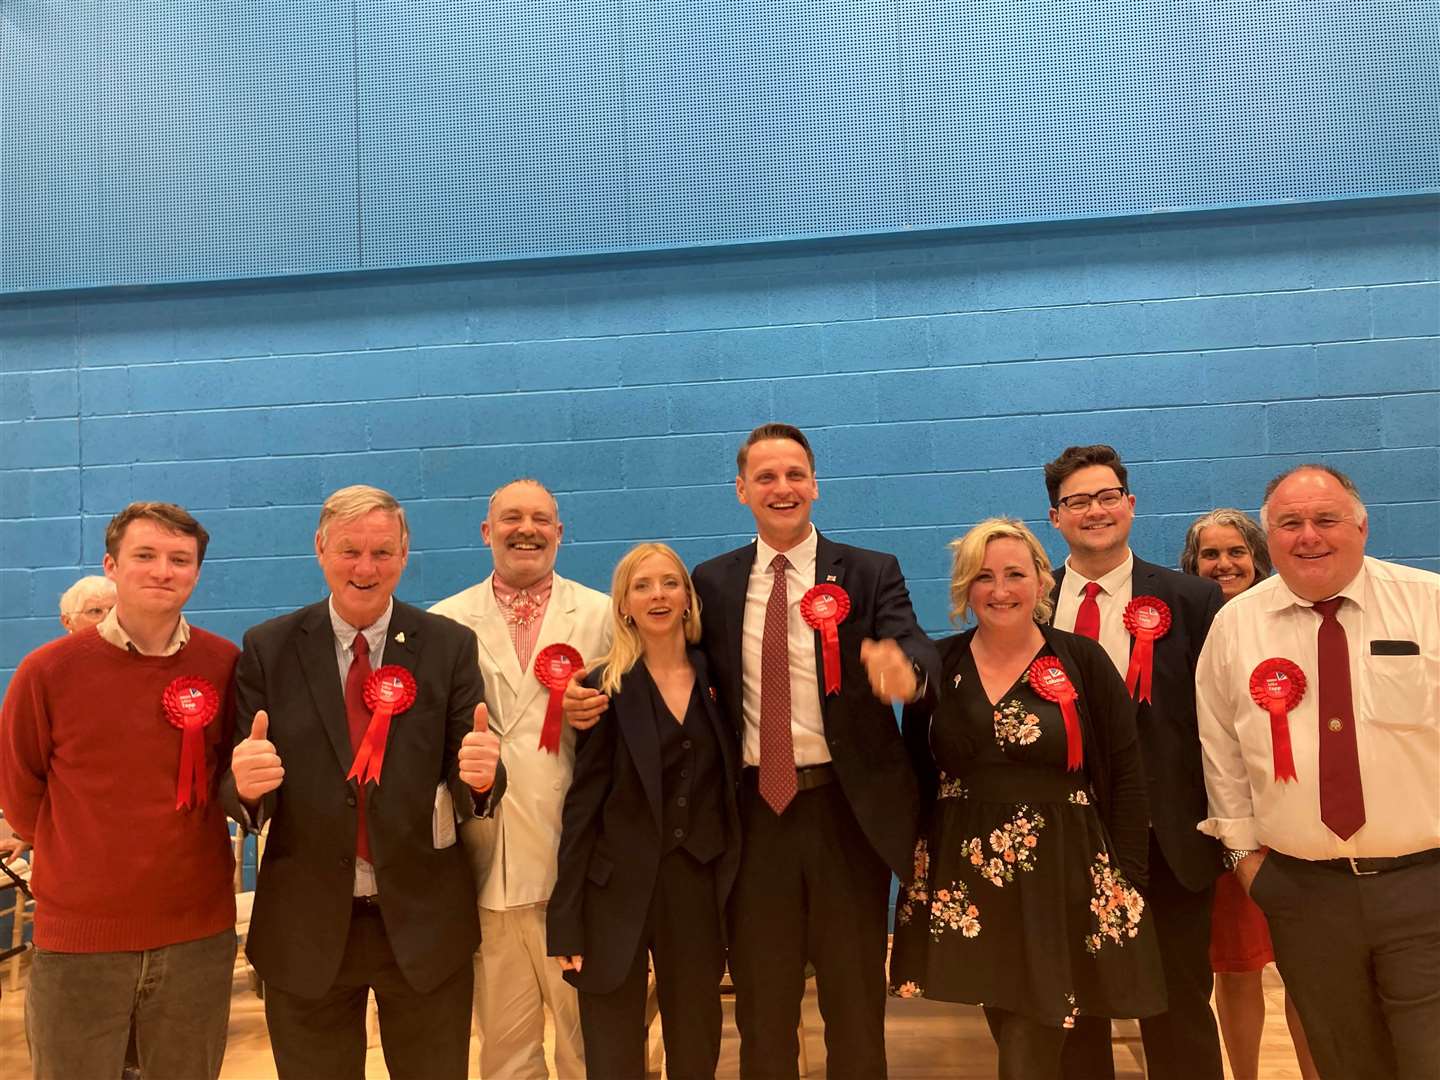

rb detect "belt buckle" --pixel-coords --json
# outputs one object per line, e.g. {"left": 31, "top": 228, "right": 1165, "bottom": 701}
{"left": 1346, "top": 857, "right": 1379, "bottom": 876}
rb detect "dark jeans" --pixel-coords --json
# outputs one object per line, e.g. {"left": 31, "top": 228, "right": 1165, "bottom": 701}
{"left": 1254, "top": 852, "right": 1440, "bottom": 1080}
{"left": 25, "top": 928, "right": 236, "bottom": 1080}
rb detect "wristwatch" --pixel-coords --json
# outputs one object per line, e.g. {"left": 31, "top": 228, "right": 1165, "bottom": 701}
{"left": 1222, "top": 847, "right": 1259, "bottom": 872}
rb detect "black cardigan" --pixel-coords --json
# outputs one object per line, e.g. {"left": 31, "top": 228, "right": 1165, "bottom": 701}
{"left": 900, "top": 623, "right": 1152, "bottom": 886}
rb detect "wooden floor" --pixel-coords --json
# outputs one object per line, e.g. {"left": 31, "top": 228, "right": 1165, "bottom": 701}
{"left": 0, "top": 959, "right": 1310, "bottom": 1079}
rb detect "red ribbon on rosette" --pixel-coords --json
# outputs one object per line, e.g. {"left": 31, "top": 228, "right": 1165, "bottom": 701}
{"left": 534, "top": 643, "right": 584, "bottom": 755}
{"left": 347, "top": 665, "right": 417, "bottom": 786}
{"left": 800, "top": 584, "right": 851, "bottom": 696}
{"left": 1122, "top": 596, "right": 1172, "bottom": 703}
{"left": 1027, "top": 657, "right": 1084, "bottom": 772}
{"left": 162, "top": 676, "right": 221, "bottom": 810}
{"left": 1249, "top": 659, "right": 1305, "bottom": 783}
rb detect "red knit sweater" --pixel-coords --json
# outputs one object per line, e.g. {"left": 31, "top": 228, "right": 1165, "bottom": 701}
{"left": 0, "top": 626, "right": 240, "bottom": 952}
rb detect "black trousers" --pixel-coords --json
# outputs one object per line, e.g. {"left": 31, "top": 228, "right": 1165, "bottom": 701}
{"left": 263, "top": 904, "right": 473, "bottom": 1080}
{"left": 579, "top": 849, "right": 726, "bottom": 1080}
{"left": 1253, "top": 852, "right": 1440, "bottom": 1080}
{"left": 1062, "top": 833, "right": 1222, "bottom": 1080}
{"left": 984, "top": 1006, "right": 1069, "bottom": 1080}
{"left": 729, "top": 778, "right": 893, "bottom": 1080}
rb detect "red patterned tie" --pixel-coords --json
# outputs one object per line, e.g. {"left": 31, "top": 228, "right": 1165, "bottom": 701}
{"left": 1074, "top": 581, "right": 1102, "bottom": 640}
{"left": 759, "top": 553, "right": 798, "bottom": 815}
{"left": 1313, "top": 598, "right": 1365, "bottom": 840}
{"left": 345, "top": 631, "right": 374, "bottom": 862}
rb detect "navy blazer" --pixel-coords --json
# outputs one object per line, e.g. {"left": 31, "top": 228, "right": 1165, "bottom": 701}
{"left": 547, "top": 648, "right": 741, "bottom": 995}
{"left": 223, "top": 599, "right": 505, "bottom": 997}
{"left": 1050, "top": 556, "right": 1224, "bottom": 891}
{"left": 691, "top": 531, "right": 940, "bottom": 882}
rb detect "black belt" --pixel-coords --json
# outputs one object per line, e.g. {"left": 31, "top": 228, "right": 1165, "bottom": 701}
{"left": 1284, "top": 848, "right": 1440, "bottom": 876}
{"left": 742, "top": 763, "right": 837, "bottom": 791}
{"left": 353, "top": 894, "right": 382, "bottom": 914}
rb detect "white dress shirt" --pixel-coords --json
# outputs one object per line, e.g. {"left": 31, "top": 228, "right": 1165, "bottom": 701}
{"left": 741, "top": 526, "right": 829, "bottom": 767}
{"left": 1196, "top": 557, "right": 1440, "bottom": 860}
{"left": 1053, "top": 551, "right": 1135, "bottom": 678}
{"left": 329, "top": 596, "right": 393, "bottom": 897}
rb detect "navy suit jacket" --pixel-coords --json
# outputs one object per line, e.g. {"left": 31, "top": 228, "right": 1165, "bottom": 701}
{"left": 1051, "top": 556, "right": 1224, "bottom": 891}
{"left": 691, "top": 531, "right": 939, "bottom": 882}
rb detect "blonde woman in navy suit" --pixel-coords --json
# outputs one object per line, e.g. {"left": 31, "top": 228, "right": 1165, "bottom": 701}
{"left": 547, "top": 543, "right": 741, "bottom": 1080}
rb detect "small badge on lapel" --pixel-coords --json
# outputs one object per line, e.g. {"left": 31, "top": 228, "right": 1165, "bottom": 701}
{"left": 826, "top": 574, "right": 837, "bottom": 582}
{"left": 394, "top": 632, "right": 406, "bottom": 644}
{"left": 708, "top": 686, "right": 717, "bottom": 701}
{"left": 953, "top": 673, "right": 963, "bottom": 688}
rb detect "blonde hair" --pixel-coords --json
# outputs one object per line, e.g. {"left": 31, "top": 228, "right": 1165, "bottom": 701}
{"left": 596, "top": 543, "right": 703, "bottom": 696}
{"left": 948, "top": 517, "right": 1057, "bottom": 626}
{"left": 316, "top": 485, "right": 409, "bottom": 548}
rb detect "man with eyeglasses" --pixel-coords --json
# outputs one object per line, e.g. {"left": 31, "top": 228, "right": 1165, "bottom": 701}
{"left": 1043, "top": 444, "right": 1226, "bottom": 1080}
{"left": 1196, "top": 464, "right": 1440, "bottom": 1079}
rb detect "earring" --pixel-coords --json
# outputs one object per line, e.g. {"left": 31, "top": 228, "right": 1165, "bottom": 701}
{"left": 682, "top": 609, "right": 691, "bottom": 621}
{"left": 623, "top": 614, "right": 635, "bottom": 626}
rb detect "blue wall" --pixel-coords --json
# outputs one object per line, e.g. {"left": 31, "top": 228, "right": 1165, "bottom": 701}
{"left": 2, "top": 198, "right": 1438, "bottom": 688}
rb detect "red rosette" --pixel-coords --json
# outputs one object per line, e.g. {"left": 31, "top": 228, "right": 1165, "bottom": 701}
{"left": 347, "top": 665, "right": 417, "bottom": 786}
{"left": 800, "top": 584, "right": 851, "bottom": 696}
{"left": 162, "top": 676, "right": 221, "bottom": 810}
{"left": 1122, "top": 596, "right": 1172, "bottom": 704}
{"left": 534, "top": 643, "right": 584, "bottom": 755}
{"left": 1249, "top": 658, "right": 1306, "bottom": 783}
{"left": 1026, "top": 657, "right": 1084, "bottom": 772}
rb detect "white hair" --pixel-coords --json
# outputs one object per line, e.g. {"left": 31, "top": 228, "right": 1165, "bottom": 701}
{"left": 59, "top": 575, "right": 116, "bottom": 616}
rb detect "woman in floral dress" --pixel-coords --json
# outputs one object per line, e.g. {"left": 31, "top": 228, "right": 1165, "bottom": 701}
{"left": 890, "top": 518, "right": 1165, "bottom": 1079}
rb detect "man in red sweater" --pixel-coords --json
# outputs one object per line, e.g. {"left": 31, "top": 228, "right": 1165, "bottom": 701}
{"left": 0, "top": 502, "right": 240, "bottom": 1080}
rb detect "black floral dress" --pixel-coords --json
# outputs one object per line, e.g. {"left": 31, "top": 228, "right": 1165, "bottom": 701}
{"left": 889, "top": 642, "right": 1165, "bottom": 1028}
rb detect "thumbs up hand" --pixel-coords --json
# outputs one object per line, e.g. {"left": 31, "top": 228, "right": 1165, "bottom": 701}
{"left": 232, "top": 709, "right": 285, "bottom": 802}
{"left": 460, "top": 703, "right": 501, "bottom": 793}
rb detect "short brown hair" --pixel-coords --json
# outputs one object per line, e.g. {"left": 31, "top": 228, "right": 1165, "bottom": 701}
{"left": 736, "top": 423, "right": 816, "bottom": 476}
{"left": 1043, "top": 445, "right": 1130, "bottom": 508}
{"left": 105, "top": 502, "right": 211, "bottom": 565}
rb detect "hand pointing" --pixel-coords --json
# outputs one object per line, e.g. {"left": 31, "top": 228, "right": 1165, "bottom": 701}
{"left": 460, "top": 703, "right": 500, "bottom": 792}
{"left": 232, "top": 709, "right": 285, "bottom": 802}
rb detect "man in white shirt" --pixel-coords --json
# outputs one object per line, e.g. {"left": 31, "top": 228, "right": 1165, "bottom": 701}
{"left": 431, "top": 479, "right": 611, "bottom": 1080}
{"left": 1197, "top": 464, "right": 1440, "bottom": 1080}
{"left": 1044, "top": 444, "right": 1226, "bottom": 1080}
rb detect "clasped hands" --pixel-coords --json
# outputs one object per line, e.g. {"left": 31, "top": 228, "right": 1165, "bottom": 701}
{"left": 231, "top": 703, "right": 501, "bottom": 803}
{"left": 560, "top": 638, "right": 919, "bottom": 732}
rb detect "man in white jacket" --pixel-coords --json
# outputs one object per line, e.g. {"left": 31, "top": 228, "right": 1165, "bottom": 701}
{"left": 432, "top": 479, "right": 612, "bottom": 1080}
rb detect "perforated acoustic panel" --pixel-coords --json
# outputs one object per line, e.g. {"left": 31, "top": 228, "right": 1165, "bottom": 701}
{"left": 3, "top": 0, "right": 1437, "bottom": 292}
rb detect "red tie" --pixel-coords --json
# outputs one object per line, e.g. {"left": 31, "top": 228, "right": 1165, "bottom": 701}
{"left": 759, "top": 554, "right": 798, "bottom": 815}
{"left": 1074, "top": 581, "right": 1102, "bottom": 640}
{"left": 1313, "top": 598, "right": 1365, "bottom": 840}
{"left": 345, "top": 631, "right": 374, "bottom": 863}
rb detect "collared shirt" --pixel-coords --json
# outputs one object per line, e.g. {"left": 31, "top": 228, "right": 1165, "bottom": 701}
{"left": 491, "top": 573, "right": 554, "bottom": 673}
{"left": 1197, "top": 557, "right": 1440, "bottom": 860}
{"left": 96, "top": 607, "right": 191, "bottom": 657}
{"left": 1053, "top": 551, "right": 1135, "bottom": 678}
{"left": 740, "top": 526, "right": 828, "bottom": 767}
{"left": 328, "top": 596, "right": 393, "bottom": 897}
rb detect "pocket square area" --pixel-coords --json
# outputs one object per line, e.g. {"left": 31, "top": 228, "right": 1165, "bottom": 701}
{"left": 1370, "top": 639, "right": 1420, "bottom": 656}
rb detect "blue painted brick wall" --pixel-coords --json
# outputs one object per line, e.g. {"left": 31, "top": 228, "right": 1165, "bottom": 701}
{"left": 2, "top": 199, "right": 1437, "bottom": 687}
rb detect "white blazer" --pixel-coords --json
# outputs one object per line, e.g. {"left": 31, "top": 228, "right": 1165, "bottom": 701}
{"left": 431, "top": 573, "right": 612, "bottom": 909}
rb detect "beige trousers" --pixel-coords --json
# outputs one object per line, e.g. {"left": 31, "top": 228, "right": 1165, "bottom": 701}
{"left": 475, "top": 904, "right": 586, "bottom": 1080}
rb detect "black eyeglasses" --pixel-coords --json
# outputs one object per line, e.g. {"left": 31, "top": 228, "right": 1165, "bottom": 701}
{"left": 1056, "top": 487, "right": 1128, "bottom": 513}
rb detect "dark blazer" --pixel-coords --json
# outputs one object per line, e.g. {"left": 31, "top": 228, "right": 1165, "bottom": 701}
{"left": 902, "top": 625, "right": 1152, "bottom": 885}
{"left": 691, "top": 531, "right": 940, "bottom": 882}
{"left": 1050, "top": 556, "right": 1224, "bottom": 891}
{"left": 222, "top": 599, "right": 506, "bottom": 998}
{"left": 547, "top": 648, "right": 741, "bottom": 995}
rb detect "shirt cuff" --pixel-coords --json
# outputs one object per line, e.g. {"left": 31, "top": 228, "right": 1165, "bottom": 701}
{"left": 1198, "top": 814, "right": 1260, "bottom": 852}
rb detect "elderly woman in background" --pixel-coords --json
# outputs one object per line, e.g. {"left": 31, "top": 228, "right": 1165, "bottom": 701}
{"left": 58, "top": 574, "right": 117, "bottom": 633}
{"left": 547, "top": 543, "right": 740, "bottom": 1080}
{"left": 889, "top": 518, "right": 1163, "bottom": 1080}
{"left": 1179, "top": 509, "right": 1317, "bottom": 1080}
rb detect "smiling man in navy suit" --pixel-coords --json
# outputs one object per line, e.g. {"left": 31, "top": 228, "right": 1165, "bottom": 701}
{"left": 1043, "top": 445, "right": 1225, "bottom": 1080}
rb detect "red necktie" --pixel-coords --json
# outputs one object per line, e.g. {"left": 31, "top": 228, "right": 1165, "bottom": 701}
{"left": 1074, "top": 581, "right": 1102, "bottom": 640}
{"left": 345, "top": 631, "right": 374, "bottom": 863}
{"left": 759, "top": 554, "right": 798, "bottom": 815}
{"left": 1313, "top": 598, "right": 1365, "bottom": 840}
